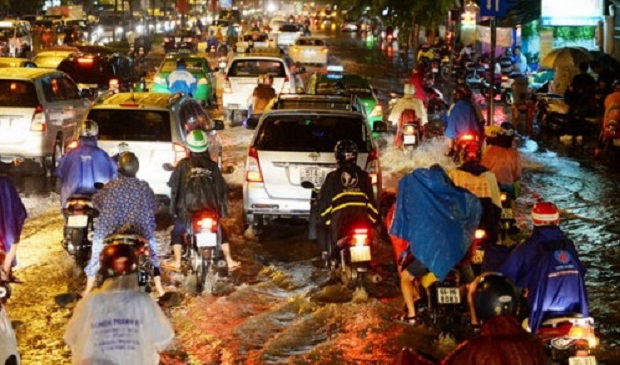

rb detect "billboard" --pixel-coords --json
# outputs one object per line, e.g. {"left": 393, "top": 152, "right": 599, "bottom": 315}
{"left": 541, "top": 0, "right": 603, "bottom": 26}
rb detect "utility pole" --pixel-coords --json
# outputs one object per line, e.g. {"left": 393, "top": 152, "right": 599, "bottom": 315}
{"left": 487, "top": 16, "right": 495, "bottom": 126}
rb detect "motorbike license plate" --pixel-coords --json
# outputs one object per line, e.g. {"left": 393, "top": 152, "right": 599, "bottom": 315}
{"left": 501, "top": 208, "right": 514, "bottom": 220}
{"left": 196, "top": 232, "right": 217, "bottom": 248}
{"left": 613, "top": 139, "right": 620, "bottom": 147}
{"left": 350, "top": 245, "right": 371, "bottom": 263}
{"left": 300, "top": 167, "right": 325, "bottom": 187}
{"left": 403, "top": 134, "right": 417, "bottom": 145}
{"left": 569, "top": 356, "right": 597, "bottom": 365}
{"left": 437, "top": 287, "right": 461, "bottom": 304}
{"left": 432, "top": 68, "right": 438, "bottom": 73}
{"left": 67, "top": 215, "right": 88, "bottom": 228}
{"left": 472, "top": 249, "right": 484, "bottom": 264}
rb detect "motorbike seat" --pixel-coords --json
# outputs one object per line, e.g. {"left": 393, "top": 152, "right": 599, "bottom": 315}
{"left": 68, "top": 194, "right": 93, "bottom": 200}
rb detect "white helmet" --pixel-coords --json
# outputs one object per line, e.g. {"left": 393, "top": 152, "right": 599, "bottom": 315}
{"left": 403, "top": 83, "right": 415, "bottom": 96}
{"left": 186, "top": 129, "right": 210, "bottom": 153}
{"left": 80, "top": 119, "right": 99, "bottom": 138}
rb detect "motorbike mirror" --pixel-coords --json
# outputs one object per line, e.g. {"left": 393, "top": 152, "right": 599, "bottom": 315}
{"left": 212, "top": 119, "right": 225, "bottom": 130}
{"left": 162, "top": 163, "right": 174, "bottom": 172}
{"left": 94, "top": 182, "right": 105, "bottom": 190}
{"left": 372, "top": 121, "right": 388, "bottom": 133}
{"left": 301, "top": 181, "right": 315, "bottom": 189}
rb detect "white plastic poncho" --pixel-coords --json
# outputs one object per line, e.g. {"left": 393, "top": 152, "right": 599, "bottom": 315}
{"left": 64, "top": 275, "right": 174, "bottom": 365}
{"left": 0, "top": 306, "right": 20, "bottom": 364}
{"left": 388, "top": 97, "right": 428, "bottom": 127}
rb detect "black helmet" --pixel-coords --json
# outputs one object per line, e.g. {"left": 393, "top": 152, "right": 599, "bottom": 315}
{"left": 99, "top": 243, "right": 139, "bottom": 278}
{"left": 334, "top": 140, "right": 358, "bottom": 165}
{"left": 176, "top": 58, "right": 186, "bottom": 68}
{"left": 118, "top": 152, "right": 139, "bottom": 178}
{"left": 473, "top": 273, "right": 519, "bottom": 322}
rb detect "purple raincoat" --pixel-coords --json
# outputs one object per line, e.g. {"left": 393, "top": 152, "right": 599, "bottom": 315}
{"left": 0, "top": 176, "right": 27, "bottom": 263}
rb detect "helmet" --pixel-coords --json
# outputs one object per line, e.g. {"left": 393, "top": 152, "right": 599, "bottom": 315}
{"left": 500, "top": 122, "right": 516, "bottom": 137}
{"left": 334, "top": 139, "right": 358, "bottom": 165}
{"left": 117, "top": 152, "right": 139, "bottom": 178}
{"left": 80, "top": 119, "right": 99, "bottom": 138}
{"left": 99, "top": 243, "right": 139, "bottom": 278}
{"left": 186, "top": 129, "right": 210, "bottom": 153}
{"left": 485, "top": 125, "right": 503, "bottom": 139}
{"left": 176, "top": 58, "right": 186, "bottom": 68}
{"left": 532, "top": 201, "right": 560, "bottom": 226}
{"left": 473, "top": 273, "right": 519, "bottom": 322}
{"left": 403, "top": 83, "right": 415, "bottom": 96}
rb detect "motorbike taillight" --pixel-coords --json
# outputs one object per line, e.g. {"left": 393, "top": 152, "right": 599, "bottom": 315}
{"left": 193, "top": 214, "right": 218, "bottom": 233}
{"left": 351, "top": 228, "right": 369, "bottom": 246}
{"left": 402, "top": 124, "right": 417, "bottom": 135}
{"left": 568, "top": 322, "right": 598, "bottom": 348}
{"left": 459, "top": 133, "right": 476, "bottom": 142}
{"left": 500, "top": 192, "right": 508, "bottom": 202}
{"left": 474, "top": 229, "right": 486, "bottom": 240}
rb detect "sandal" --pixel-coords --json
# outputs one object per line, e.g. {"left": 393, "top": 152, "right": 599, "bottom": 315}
{"left": 398, "top": 314, "right": 418, "bottom": 325}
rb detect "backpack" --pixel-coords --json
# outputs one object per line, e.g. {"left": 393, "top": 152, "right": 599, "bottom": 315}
{"left": 182, "top": 163, "right": 219, "bottom": 213}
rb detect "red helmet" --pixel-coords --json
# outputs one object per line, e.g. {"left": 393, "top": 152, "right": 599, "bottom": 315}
{"left": 531, "top": 202, "right": 560, "bottom": 226}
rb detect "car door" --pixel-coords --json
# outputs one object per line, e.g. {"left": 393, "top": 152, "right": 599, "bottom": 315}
{"left": 39, "top": 74, "right": 69, "bottom": 148}
{"left": 58, "top": 74, "right": 90, "bottom": 143}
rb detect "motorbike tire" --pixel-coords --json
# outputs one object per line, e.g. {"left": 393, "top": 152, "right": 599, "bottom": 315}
{"left": 195, "top": 249, "right": 209, "bottom": 293}
{"left": 70, "top": 228, "right": 84, "bottom": 255}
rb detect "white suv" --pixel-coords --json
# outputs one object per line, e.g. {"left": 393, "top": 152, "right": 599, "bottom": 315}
{"left": 243, "top": 109, "right": 383, "bottom": 228}
{"left": 75, "top": 92, "right": 223, "bottom": 203}
{"left": 222, "top": 51, "right": 301, "bottom": 123}
{"left": 0, "top": 68, "right": 90, "bottom": 172}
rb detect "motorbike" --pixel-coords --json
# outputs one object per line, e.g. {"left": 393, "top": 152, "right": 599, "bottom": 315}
{"left": 417, "top": 268, "right": 463, "bottom": 336}
{"left": 424, "top": 83, "right": 449, "bottom": 119}
{"left": 463, "top": 61, "right": 487, "bottom": 88}
{"left": 536, "top": 93, "right": 571, "bottom": 133}
{"left": 62, "top": 194, "right": 98, "bottom": 269}
{"left": 185, "top": 210, "right": 227, "bottom": 293}
{"left": 499, "top": 73, "right": 525, "bottom": 105}
{"left": 600, "top": 120, "right": 620, "bottom": 161}
{"left": 401, "top": 120, "right": 422, "bottom": 154}
{"left": 102, "top": 232, "right": 155, "bottom": 293}
{"left": 480, "top": 72, "right": 503, "bottom": 100}
{"left": 499, "top": 189, "right": 518, "bottom": 242}
{"left": 536, "top": 316, "right": 598, "bottom": 365}
{"left": 452, "top": 131, "right": 481, "bottom": 165}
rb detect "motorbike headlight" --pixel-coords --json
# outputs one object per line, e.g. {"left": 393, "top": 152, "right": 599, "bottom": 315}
{"left": 370, "top": 104, "right": 382, "bottom": 117}
{"left": 500, "top": 192, "right": 507, "bottom": 202}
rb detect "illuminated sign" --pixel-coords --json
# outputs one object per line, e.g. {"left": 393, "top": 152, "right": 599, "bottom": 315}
{"left": 541, "top": 0, "right": 603, "bottom": 26}
{"left": 462, "top": 11, "right": 476, "bottom": 26}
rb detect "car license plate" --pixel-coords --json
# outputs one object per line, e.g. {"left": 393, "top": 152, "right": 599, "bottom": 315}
{"left": 196, "top": 232, "right": 217, "bottom": 248}
{"left": 67, "top": 215, "right": 88, "bottom": 228}
{"left": 613, "top": 139, "right": 620, "bottom": 147}
{"left": 501, "top": 208, "right": 513, "bottom": 220}
{"left": 472, "top": 248, "right": 484, "bottom": 264}
{"left": 437, "top": 287, "right": 461, "bottom": 304}
{"left": 569, "top": 356, "right": 597, "bottom": 365}
{"left": 403, "top": 134, "right": 417, "bottom": 145}
{"left": 300, "top": 167, "right": 325, "bottom": 187}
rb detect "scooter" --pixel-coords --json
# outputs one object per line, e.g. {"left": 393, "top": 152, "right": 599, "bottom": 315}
{"left": 417, "top": 268, "right": 463, "bottom": 337}
{"left": 102, "top": 232, "right": 155, "bottom": 293}
{"left": 452, "top": 132, "right": 481, "bottom": 165}
{"left": 185, "top": 210, "right": 227, "bottom": 293}
{"left": 536, "top": 316, "right": 598, "bottom": 365}
{"left": 62, "top": 194, "right": 98, "bottom": 270}
{"left": 402, "top": 121, "right": 422, "bottom": 153}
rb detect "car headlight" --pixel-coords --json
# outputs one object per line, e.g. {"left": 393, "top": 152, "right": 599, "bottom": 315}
{"left": 116, "top": 27, "right": 123, "bottom": 34}
{"left": 136, "top": 25, "right": 144, "bottom": 33}
{"left": 96, "top": 26, "right": 103, "bottom": 35}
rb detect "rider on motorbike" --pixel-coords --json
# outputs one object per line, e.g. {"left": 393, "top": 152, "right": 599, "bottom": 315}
{"left": 442, "top": 273, "right": 547, "bottom": 365}
{"left": 389, "top": 84, "right": 428, "bottom": 147}
{"left": 65, "top": 243, "right": 174, "bottom": 364}
{"left": 163, "top": 130, "right": 240, "bottom": 272}
{"left": 416, "top": 44, "right": 434, "bottom": 64}
{"left": 481, "top": 122, "right": 522, "bottom": 197}
{"left": 444, "top": 86, "right": 483, "bottom": 155}
{"left": 0, "top": 170, "right": 26, "bottom": 281}
{"left": 167, "top": 58, "right": 198, "bottom": 96}
{"left": 56, "top": 120, "right": 117, "bottom": 210}
{"left": 499, "top": 202, "right": 589, "bottom": 332}
{"left": 317, "top": 140, "right": 378, "bottom": 260}
{"left": 83, "top": 152, "right": 166, "bottom": 298}
{"left": 249, "top": 74, "right": 277, "bottom": 117}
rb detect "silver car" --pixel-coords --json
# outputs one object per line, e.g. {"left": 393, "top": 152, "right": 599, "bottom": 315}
{"left": 243, "top": 109, "right": 383, "bottom": 228}
{"left": 0, "top": 68, "right": 90, "bottom": 171}
{"left": 74, "top": 92, "right": 224, "bottom": 203}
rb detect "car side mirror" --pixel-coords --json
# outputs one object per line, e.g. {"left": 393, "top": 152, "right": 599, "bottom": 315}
{"left": 212, "top": 119, "right": 224, "bottom": 130}
{"left": 80, "top": 89, "right": 93, "bottom": 99}
{"left": 373, "top": 121, "right": 388, "bottom": 133}
{"left": 162, "top": 163, "right": 174, "bottom": 171}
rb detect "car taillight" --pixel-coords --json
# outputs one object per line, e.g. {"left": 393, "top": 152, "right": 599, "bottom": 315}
{"left": 246, "top": 146, "right": 263, "bottom": 182}
{"left": 109, "top": 78, "right": 120, "bottom": 93}
{"left": 370, "top": 104, "right": 382, "bottom": 117}
{"left": 65, "top": 139, "right": 78, "bottom": 152}
{"left": 475, "top": 229, "right": 486, "bottom": 239}
{"left": 77, "top": 57, "right": 94, "bottom": 65}
{"left": 31, "top": 105, "right": 46, "bottom": 132}
{"left": 184, "top": 37, "right": 193, "bottom": 42}
{"left": 351, "top": 228, "right": 369, "bottom": 246}
{"left": 173, "top": 142, "right": 189, "bottom": 165}
{"left": 193, "top": 214, "right": 217, "bottom": 233}
{"left": 224, "top": 75, "right": 231, "bottom": 93}
{"left": 365, "top": 148, "right": 380, "bottom": 185}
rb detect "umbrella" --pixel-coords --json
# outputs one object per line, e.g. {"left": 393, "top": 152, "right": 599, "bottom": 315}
{"left": 540, "top": 47, "right": 594, "bottom": 68}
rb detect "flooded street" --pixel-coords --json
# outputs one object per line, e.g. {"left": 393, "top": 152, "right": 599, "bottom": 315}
{"left": 3, "top": 31, "right": 620, "bottom": 364}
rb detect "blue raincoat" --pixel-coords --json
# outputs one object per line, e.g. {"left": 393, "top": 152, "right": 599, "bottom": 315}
{"left": 0, "top": 176, "right": 27, "bottom": 260}
{"left": 499, "top": 226, "right": 589, "bottom": 332}
{"left": 390, "top": 166, "right": 482, "bottom": 281}
{"left": 443, "top": 100, "right": 481, "bottom": 139}
{"left": 56, "top": 137, "right": 117, "bottom": 209}
{"left": 167, "top": 67, "right": 197, "bottom": 95}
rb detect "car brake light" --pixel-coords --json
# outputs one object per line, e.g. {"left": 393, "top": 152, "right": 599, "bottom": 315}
{"left": 365, "top": 148, "right": 380, "bottom": 185}
{"left": 31, "top": 105, "right": 46, "bottom": 132}
{"left": 502, "top": 76, "right": 508, "bottom": 81}
{"left": 65, "top": 139, "right": 78, "bottom": 152}
{"left": 370, "top": 104, "right": 382, "bottom": 117}
{"left": 193, "top": 213, "right": 217, "bottom": 233}
{"left": 224, "top": 75, "right": 231, "bottom": 93}
{"left": 246, "top": 146, "right": 263, "bottom": 182}
{"left": 475, "top": 229, "right": 486, "bottom": 239}
{"left": 77, "top": 57, "right": 94, "bottom": 65}
{"left": 184, "top": 37, "right": 193, "bottom": 42}
{"left": 109, "top": 78, "right": 120, "bottom": 93}
{"left": 173, "top": 142, "right": 189, "bottom": 165}
{"left": 352, "top": 228, "right": 369, "bottom": 246}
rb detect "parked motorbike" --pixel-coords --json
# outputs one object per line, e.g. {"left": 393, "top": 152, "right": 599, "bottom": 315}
{"left": 62, "top": 194, "right": 98, "bottom": 269}
{"left": 463, "top": 61, "right": 487, "bottom": 88}
{"left": 536, "top": 93, "right": 570, "bottom": 133}
{"left": 452, "top": 132, "right": 481, "bottom": 165}
{"left": 536, "top": 316, "right": 598, "bottom": 365}
{"left": 480, "top": 72, "right": 502, "bottom": 100}
{"left": 186, "top": 210, "right": 227, "bottom": 293}
{"left": 424, "top": 83, "right": 449, "bottom": 118}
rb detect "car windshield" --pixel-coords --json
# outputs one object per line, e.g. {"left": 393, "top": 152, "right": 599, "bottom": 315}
{"left": 0, "top": 80, "right": 38, "bottom": 107}
{"left": 279, "top": 24, "right": 300, "bottom": 32}
{"left": 160, "top": 59, "right": 204, "bottom": 73}
{"left": 88, "top": 109, "right": 172, "bottom": 141}
{"left": 276, "top": 98, "right": 354, "bottom": 111}
{"left": 228, "top": 59, "right": 286, "bottom": 77}
{"left": 255, "top": 115, "right": 370, "bottom": 152}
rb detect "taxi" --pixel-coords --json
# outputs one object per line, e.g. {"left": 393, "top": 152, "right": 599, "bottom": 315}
{"left": 306, "top": 66, "right": 383, "bottom": 130}
{"left": 153, "top": 52, "right": 217, "bottom": 107}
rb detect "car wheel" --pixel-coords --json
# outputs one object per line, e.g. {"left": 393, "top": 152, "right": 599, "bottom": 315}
{"left": 44, "top": 137, "right": 63, "bottom": 175}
